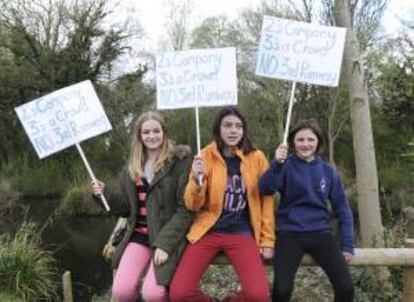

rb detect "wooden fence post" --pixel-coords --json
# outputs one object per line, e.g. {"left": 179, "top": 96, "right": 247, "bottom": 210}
{"left": 62, "top": 270, "right": 73, "bottom": 302}
{"left": 403, "top": 207, "right": 414, "bottom": 302}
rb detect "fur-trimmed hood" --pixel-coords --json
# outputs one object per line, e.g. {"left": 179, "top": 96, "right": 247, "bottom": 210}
{"left": 173, "top": 144, "right": 191, "bottom": 159}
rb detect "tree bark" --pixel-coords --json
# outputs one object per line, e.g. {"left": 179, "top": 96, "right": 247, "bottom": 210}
{"left": 333, "top": 0, "right": 385, "bottom": 248}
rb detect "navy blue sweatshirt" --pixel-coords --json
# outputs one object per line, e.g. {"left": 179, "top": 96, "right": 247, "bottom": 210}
{"left": 259, "top": 154, "right": 354, "bottom": 253}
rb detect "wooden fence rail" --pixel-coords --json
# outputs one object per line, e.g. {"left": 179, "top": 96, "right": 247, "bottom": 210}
{"left": 62, "top": 247, "right": 414, "bottom": 302}
{"left": 62, "top": 207, "right": 414, "bottom": 302}
{"left": 213, "top": 247, "right": 414, "bottom": 266}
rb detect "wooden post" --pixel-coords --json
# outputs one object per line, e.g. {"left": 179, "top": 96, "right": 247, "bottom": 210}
{"left": 403, "top": 207, "right": 414, "bottom": 302}
{"left": 62, "top": 271, "right": 73, "bottom": 302}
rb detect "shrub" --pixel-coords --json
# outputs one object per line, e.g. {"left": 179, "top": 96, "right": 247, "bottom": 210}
{"left": 58, "top": 181, "right": 103, "bottom": 217}
{"left": 0, "top": 221, "right": 58, "bottom": 301}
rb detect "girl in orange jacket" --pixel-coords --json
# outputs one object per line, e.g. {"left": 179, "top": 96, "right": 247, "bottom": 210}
{"left": 170, "top": 106, "right": 275, "bottom": 302}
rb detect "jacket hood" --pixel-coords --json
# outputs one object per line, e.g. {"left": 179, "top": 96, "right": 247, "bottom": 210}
{"left": 174, "top": 145, "right": 191, "bottom": 159}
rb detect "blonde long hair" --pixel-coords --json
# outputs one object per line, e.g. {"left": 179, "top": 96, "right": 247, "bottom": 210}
{"left": 127, "top": 111, "right": 175, "bottom": 180}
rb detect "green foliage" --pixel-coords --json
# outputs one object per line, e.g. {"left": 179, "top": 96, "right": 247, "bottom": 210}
{"left": 374, "top": 59, "right": 414, "bottom": 129}
{"left": 238, "top": 89, "right": 283, "bottom": 156}
{"left": 369, "top": 46, "right": 414, "bottom": 214}
{"left": 353, "top": 268, "right": 401, "bottom": 302}
{"left": 0, "top": 0, "right": 132, "bottom": 88}
{"left": 0, "top": 0, "right": 152, "bottom": 200}
{"left": 379, "top": 161, "right": 413, "bottom": 211}
{"left": 0, "top": 221, "right": 58, "bottom": 301}
{"left": 0, "top": 0, "right": 143, "bottom": 176}
{"left": 190, "top": 15, "right": 247, "bottom": 49}
{"left": 0, "top": 292, "right": 21, "bottom": 301}
{"left": 58, "top": 180, "right": 103, "bottom": 217}
{"left": 0, "top": 152, "right": 68, "bottom": 197}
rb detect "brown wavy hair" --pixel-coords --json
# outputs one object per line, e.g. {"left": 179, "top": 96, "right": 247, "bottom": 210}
{"left": 287, "top": 118, "right": 324, "bottom": 154}
{"left": 212, "top": 106, "right": 256, "bottom": 155}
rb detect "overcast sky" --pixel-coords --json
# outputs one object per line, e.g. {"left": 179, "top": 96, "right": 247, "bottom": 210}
{"left": 106, "top": 0, "right": 413, "bottom": 76}
{"left": 113, "top": 0, "right": 413, "bottom": 47}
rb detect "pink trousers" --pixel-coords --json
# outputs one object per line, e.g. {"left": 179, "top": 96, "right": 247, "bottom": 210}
{"left": 112, "top": 242, "right": 167, "bottom": 302}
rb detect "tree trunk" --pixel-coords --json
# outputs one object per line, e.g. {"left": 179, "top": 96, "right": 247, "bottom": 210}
{"left": 333, "top": 0, "right": 385, "bottom": 248}
{"left": 327, "top": 89, "right": 339, "bottom": 166}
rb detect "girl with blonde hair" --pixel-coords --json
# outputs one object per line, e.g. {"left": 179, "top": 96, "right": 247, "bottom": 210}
{"left": 93, "top": 111, "right": 193, "bottom": 302}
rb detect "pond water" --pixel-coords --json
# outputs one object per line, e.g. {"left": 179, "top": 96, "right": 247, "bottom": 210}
{"left": 1, "top": 198, "right": 116, "bottom": 301}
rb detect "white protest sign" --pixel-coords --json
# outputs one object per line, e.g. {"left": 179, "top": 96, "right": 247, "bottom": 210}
{"left": 15, "top": 80, "right": 112, "bottom": 159}
{"left": 156, "top": 47, "right": 237, "bottom": 109}
{"left": 256, "top": 16, "right": 346, "bottom": 87}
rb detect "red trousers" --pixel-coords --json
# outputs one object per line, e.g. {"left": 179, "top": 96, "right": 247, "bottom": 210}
{"left": 170, "top": 232, "right": 270, "bottom": 302}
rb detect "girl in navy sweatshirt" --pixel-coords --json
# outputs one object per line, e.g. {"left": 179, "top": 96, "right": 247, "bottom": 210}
{"left": 259, "top": 118, "right": 354, "bottom": 302}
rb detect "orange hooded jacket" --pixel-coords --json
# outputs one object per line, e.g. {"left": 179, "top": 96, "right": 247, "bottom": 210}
{"left": 184, "top": 142, "right": 275, "bottom": 248}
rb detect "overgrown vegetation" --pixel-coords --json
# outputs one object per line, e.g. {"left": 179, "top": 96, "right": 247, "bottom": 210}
{"left": 0, "top": 221, "right": 58, "bottom": 301}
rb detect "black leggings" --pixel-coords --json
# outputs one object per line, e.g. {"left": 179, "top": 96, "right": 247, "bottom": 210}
{"left": 272, "top": 232, "right": 354, "bottom": 302}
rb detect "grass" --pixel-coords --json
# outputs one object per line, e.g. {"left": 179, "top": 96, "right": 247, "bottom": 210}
{"left": 201, "top": 265, "right": 241, "bottom": 299}
{"left": 0, "top": 292, "right": 21, "bottom": 301}
{"left": 199, "top": 264, "right": 403, "bottom": 301}
{"left": 0, "top": 221, "right": 58, "bottom": 301}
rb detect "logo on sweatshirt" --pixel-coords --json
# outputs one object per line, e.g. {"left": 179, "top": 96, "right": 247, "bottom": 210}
{"left": 223, "top": 174, "right": 247, "bottom": 212}
{"left": 320, "top": 177, "right": 327, "bottom": 193}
